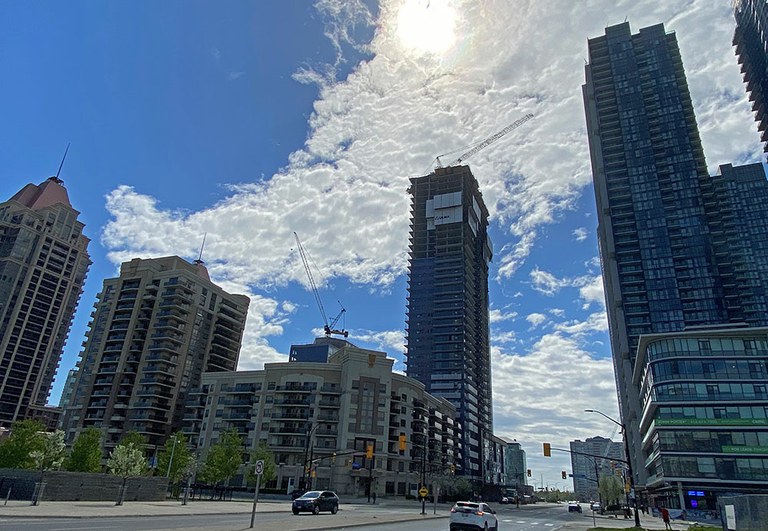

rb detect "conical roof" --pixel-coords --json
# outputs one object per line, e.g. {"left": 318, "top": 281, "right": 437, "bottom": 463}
{"left": 10, "top": 177, "right": 73, "bottom": 210}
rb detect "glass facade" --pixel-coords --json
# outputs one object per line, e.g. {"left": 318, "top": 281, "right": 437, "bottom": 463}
{"left": 637, "top": 329, "right": 768, "bottom": 509}
{"left": 584, "top": 21, "right": 768, "bottom": 511}
{"left": 405, "top": 165, "right": 493, "bottom": 483}
{"left": 733, "top": 0, "right": 768, "bottom": 155}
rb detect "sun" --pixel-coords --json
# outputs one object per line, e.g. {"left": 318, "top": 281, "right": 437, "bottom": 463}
{"left": 396, "top": 0, "right": 457, "bottom": 55}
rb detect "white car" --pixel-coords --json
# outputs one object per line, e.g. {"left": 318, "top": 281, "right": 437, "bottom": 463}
{"left": 449, "top": 501, "right": 499, "bottom": 531}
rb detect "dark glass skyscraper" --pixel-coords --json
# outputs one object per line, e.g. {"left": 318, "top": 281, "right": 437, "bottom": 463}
{"left": 0, "top": 177, "right": 91, "bottom": 427}
{"left": 584, "top": 22, "right": 768, "bottom": 507}
{"left": 733, "top": 0, "right": 768, "bottom": 155}
{"left": 405, "top": 165, "right": 493, "bottom": 482}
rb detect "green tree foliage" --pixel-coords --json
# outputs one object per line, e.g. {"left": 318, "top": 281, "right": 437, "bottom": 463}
{"left": 0, "top": 420, "right": 46, "bottom": 469}
{"left": 118, "top": 431, "right": 146, "bottom": 452}
{"left": 245, "top": 442, "right": 276, "bottom": 486}
{"left": 107, "top": 443, "right": 147, "bottom": 479}
{"left": 157, "top": 432, "right": 192, "bottom": 483}
{"left": 30, "top": 430, "right": 66, "bottom": 473}
{"left": 598, "top": 473, "right": 624, "bottom": 507}
{"left": 65, "top": 428, "right": 103, "bottom": 473}
{"left": 199, "top": 429, "right": 243, "bottom": 487}
{"left": 116, "top": 431, "right": 149, "bottom": 475}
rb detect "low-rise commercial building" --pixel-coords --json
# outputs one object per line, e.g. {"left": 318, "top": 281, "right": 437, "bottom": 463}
{"left": 635, "top": 327, "right": 768, "bottom": 515}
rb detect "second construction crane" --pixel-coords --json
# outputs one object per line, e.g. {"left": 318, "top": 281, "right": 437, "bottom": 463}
{"left": 435, "top": 113, "right": 534, "bottom": 168}
{"left": 293, "top": 232, "right": 349, "bottom": 338}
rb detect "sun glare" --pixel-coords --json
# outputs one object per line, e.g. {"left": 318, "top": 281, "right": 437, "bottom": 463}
{"left": 396, "top": 0, "right": 457, "bottom": 55}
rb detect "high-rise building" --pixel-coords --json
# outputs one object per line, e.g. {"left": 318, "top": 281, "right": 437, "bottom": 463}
{"left": 570, "top": 436, "right": 625, "bottom": 503}
{"left": 733, "top": 0, "right": 768, "bottom": 155}
{"left": 405, "top": 165, "right": 493, "bottom": 482}
{"left": 61, "top": 256, "right": 249, "bottom": 454}
{"left": 501, "top": 438, "right": 527, "bottom": 492}
{"left": 0, "top": 177, "right": 91, "bottom": 427}
{"left": 584, "top": 22, "right": 768, "bottom": 512}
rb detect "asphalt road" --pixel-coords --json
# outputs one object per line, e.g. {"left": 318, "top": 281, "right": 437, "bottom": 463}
{"left": 0, "top": 503, "right": 612, "bottom": 531}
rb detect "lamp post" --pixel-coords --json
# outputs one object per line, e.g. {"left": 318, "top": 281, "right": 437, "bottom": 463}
{"left": 166, "top": 433, "right": 179, "bottom": 478}
{"left": 585, "top": 409, "right": 641, "bottom": 527}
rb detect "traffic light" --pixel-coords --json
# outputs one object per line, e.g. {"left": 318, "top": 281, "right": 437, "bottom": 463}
{"left": 399, "top": 434, "right": 407, "bottom": 451}
{"left": 527, "top": 469, "right": 532, "bottom": 477}
{"left": 543, "top": 442, "right": 551, "bottom": 457}
{"left": 562, "top": 471, "right": 567, "bottom": 480}
{"left": 366, "top": 444, "right": 374, "bottom": 459}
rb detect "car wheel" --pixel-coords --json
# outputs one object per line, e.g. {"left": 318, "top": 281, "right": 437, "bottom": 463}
{"left": 313, "top": 505, "right": 320, "bottom": 515}
{"left": 331, "top": 504, "right": 338, "bottom": 514}
{"left": 292, "top": 509, "right": 299, "bottom": 515}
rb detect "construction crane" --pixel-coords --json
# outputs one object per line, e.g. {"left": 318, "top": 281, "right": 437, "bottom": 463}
{"left": 435, "top": 113, "right": 534, "bottom": 168}
{"left": 293, "top": 232, "right": 349, "bottom": 338}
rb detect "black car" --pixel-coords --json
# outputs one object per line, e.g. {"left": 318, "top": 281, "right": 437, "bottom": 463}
{"left": 291, "top": 490, "right": 339, "bottom": 515}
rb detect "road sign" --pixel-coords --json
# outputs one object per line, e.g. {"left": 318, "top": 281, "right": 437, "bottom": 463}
{"left": 419, "top": 486, "right": 429, "bottom": 497}
{"left": 254, "top": 460, "right": 265, "bottom": 476}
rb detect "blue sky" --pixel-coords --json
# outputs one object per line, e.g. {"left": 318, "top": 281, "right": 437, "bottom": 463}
{"left": 1, "top": 0, "right": 762, "bottom": 490}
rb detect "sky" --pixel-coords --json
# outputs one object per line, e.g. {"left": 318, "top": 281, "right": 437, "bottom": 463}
{"left": 1, "top": 0, "right": 762, "bottom": 491}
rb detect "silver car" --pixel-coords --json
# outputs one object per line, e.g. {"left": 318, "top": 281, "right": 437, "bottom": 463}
{"left": 449, "top": 501, "right": 499, "bottom": 531}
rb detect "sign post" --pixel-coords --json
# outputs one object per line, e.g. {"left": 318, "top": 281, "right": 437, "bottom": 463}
{"left": 249, "top": 460, "right": 265, "bottom": 528}
{"left": 419, "top": 485, "right": 428, "bottom": 515}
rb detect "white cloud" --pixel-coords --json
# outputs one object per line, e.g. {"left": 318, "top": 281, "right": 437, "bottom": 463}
{"left": 529, "top": 268, "right": 567, "bottom": 296}
{"left": 573, "top": 227, "right": 588, "bottom": 242}
{"left": 526, "top": 312, "right": 548, "bottom": 327}
{"left": 490, "top": 308, "right": 518, "bottom": 323}
{"left": 491, "top": 334, "right": 619, "bottom": 483}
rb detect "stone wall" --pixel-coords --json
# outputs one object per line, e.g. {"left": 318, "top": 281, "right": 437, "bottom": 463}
{"left": 0, "top": 468, "right": 167, "bottom": 501}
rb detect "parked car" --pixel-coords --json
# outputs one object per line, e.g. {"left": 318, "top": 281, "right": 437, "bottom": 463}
{"left": 291, "top": 490, "right": 339, "bottom": 515}
{"left": 568, "top": 501, "right": 582, "bottom": 513}
{"left": 449, "top": 501, "right": 499, "bottom": 531}
{"left": 590, "top": 502, "right": 601, "bottom": 512}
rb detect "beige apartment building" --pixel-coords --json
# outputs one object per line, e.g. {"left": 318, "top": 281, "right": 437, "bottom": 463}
{"left": 184, "top": 339, "right": 459, "bottom": 498}
{"left": 61, "top": 256, "right": 249, "bottom": 454}
{"left": 0, "top": 177, "right": 91, "bottom": 428}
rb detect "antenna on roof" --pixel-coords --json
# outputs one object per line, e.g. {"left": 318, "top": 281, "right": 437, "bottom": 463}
{"left": 54, "top": 143, "right": 70, "bottom": 183}
{"left": 195, "top": 233, "right": 207, "bottom": 265}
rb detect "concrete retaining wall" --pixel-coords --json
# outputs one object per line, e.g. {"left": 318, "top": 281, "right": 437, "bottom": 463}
{"left": 0, "top": 468, "right": 168, "bottom": 501}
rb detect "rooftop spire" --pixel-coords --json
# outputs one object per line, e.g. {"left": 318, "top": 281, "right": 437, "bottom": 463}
{"left": 53, "top": 143, "right": 70, "bottom": 184}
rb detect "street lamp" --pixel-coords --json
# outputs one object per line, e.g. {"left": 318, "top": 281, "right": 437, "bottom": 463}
{"left": 166, "top": 433, "right": 180, "bottom": 478}
{"left": 585, "top": 409, "right": 641, "bottom": 527}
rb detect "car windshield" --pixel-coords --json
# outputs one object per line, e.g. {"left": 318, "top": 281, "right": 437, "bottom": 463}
{"left": 298, "top": 491, "right": 321, "bottom": 499}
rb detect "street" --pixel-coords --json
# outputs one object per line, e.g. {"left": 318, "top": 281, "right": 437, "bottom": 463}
{"left": 0, "top": 502, "right": 656, "bottom": 531}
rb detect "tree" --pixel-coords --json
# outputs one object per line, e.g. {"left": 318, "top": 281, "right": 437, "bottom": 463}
{"left": 29, "top": 430, "right": 66, "bottom": 505}
{"left": 65, "top": 428, "right": 102, "bottom": 473}
{"left": 245, "top": 442, "right": 276, "bottom": 486}
{"left": 118, "top": 431, "right": 146, "bottom": 452}
{"left": 157, "top": 432, "right": 192, "bottom": 483}
{"left": 198, "top": 429, "right": 243, "bottom": 488}
{"left": 116, "top": 431, "right": 149, "bottom": 475}
{"left": 0, "top": 420, "right": 46, "bottom": 469}
{"left": 598, "top": 473, "right": 624, "bottom": 507}
{"left": 30, "top": 430, "right": 66, "bottom": 472}
{"left": 107, "top": 443, "right": 147, "bottom": 505}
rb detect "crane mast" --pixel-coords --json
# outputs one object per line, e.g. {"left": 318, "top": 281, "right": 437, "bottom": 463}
{"left": 293, "top": 232, "right": 348, "bottom": 338}
{"left": 436, "top": 113, "right": 534, "bottom": 168}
